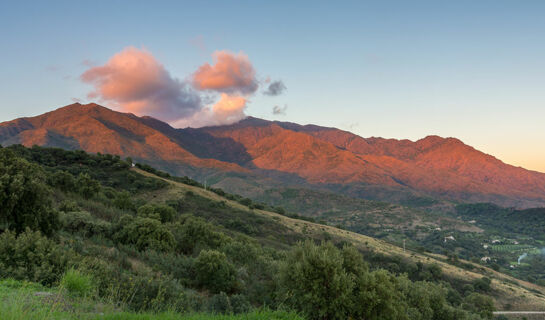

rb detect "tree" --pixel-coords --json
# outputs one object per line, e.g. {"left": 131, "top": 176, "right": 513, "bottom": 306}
{"left": 115, "top": 216, "right": 175, "bottom": 252}
{"left": 171, "top": 216, "right": 225, "bottom": 254}
{"left": 48, "top": 170, "right": 76, "bottom": 191}
{"left": 278, "top": 241, "right": 356, "bottom": 320}
{"left": 0, "top": 149, "right": 59, "bottom": 235}
{"left": 473, "top": 277, "right": 492, "bottom": 293}
{"left": 0, "top": 229, "right": 71, "bottom": 285}
{"left": 75, "top": 173, "right": 100, "bottom": 199}
{"left": 114, "top": 191, "right": 135, "bottom": 211}
{"left": 195, "top": 250, "right": 236, "bottom": 293}
{"left": 138, "top": 203, "right": 175, "bottom": 223}
{"left": 278, "top": 241, "right": 415, "bottom": 320}
{"left": 462, "top": 293, "right": 495, "bottom": 319}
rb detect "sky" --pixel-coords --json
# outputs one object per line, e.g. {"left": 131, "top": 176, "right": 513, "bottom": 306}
{"left": 1, "top": 1, "right": 545, "bottom": 171}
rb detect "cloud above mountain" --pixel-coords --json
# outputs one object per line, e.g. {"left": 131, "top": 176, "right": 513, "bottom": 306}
{"left": 81, "top": 47, "right": 267, "bottom": 128}
{"left": 273, "top": 104, "right": 287, "bottom": 115}
{"left": 264, "top": 80, "right": 286, "bottom": 96}
{"left": 192, "top": 51, "right": 258, "bottom": 95}
{"left": 81, "top": 47, "right": 202, "bottom": 121}
{"left": 173, "top": 93, "right": 247, "bottom": 128}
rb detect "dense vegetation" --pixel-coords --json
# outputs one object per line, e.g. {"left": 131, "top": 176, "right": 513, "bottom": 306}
{"left": 0, "top": 145, "right": 504, "bottom": 319}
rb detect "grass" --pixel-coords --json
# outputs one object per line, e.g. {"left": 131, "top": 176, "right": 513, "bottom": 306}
{"left": 0, "top": 279, "right": 303, "bottom": 320}
{"left": 60, "top": 268, "right": 96, "bottom": 298}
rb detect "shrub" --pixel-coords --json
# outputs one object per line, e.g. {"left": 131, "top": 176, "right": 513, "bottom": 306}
{"left": 75, "top": 173, "right": 100, "bottom": 199}
{"left": 48, "top": 170, "right": 76, "bottom": 191}
{"left": 60, "top": 268, "right": 96, "bottom": 297}
{"left": 195, "top": 250, "right": 237, "bottom": 293}
{"left": 115, "top": 216, "right": 175, "bottom": 252}
{"left": 113, "top": 191, "right": 135, "bottom": 211}
{"left": 61, "top": 211, "right": 110, "bottom": 237}
{"left": 462, "top": 293, "right": 495, "bottom": 319}
{"left": 278, "top": 241, "right": 356, "bottom": 319}
{"left": 0, "top": 149, "right": 59, "bottom": 235}
{"left": 473, "top": 277, "right": 492, "bottom": 293}
{"left": 171, "top": 216, "right": 226, "bottom": 255}
{"left": 58, "top": 200, "right": 79, "bottom": 212}
{"left": 0, "top": 229, "right": 71, "bottom": 286}
{"left": 279, "top": 241, "right": 410, "bottom": 320}
{"left": 138, "top": 204, "right": 176, "bottom": 223}
{"left": 238, "top": 198, "right": 253, "bottom": 207}
{"left": 230, "top": 294, "right": 252, "bottom": 314}
{"left": 208, "top": 292, "right": 232, "bottom": 314}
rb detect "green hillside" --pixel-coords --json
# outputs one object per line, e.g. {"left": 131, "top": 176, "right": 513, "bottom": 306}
{"left": 1, "top": 144, "right": 544, "bottom": 319}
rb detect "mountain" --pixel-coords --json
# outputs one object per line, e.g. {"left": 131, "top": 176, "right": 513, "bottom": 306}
{"left": 0, "top": 103, "right": 244, "bottom": 176}
{"left": 2, "top": 102, "right": 545, "bottom": 208}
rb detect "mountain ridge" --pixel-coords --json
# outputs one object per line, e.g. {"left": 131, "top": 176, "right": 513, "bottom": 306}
{"left": 2, "top": 102, "right": 545, "bottom": 208}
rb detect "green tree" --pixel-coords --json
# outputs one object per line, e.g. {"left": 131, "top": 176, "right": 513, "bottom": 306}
{"left": 75, "top": 172, "right": 100, "bottom": 199}
{"left": 0, "top": 149, "right": 59, "bottom": 235}
{"left": 138, "top": 203, "right": 175, "bottom": 223}
{"left": 462, "top": 293, "right": 495, "bottom": 319}
{"left": 195, "top": 250, "right": 236, "bottom": 293}
{"left": 473, "top": 277, "right": 492, "bottom": 293}
{"left": 48, "top": 170, "right": 76, "bottom": 191}
{"left": 114, "top": 191, "right": 135, "bottom": 211}
{"left": 0, "top": 229, "right": 72, "bottom": 285}
{"left": 115, "top": 216, "right": 175, "bottom": 252}
{"left": 278, "top": 241, "right": 356, "bottom": 320}
{"left": 171, "top": 216, "right": 226, "bottom": 254}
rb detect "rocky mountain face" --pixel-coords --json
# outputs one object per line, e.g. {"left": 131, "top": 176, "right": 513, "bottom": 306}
{"left": 2, "top": 103, "right": 545, "bottom": 208}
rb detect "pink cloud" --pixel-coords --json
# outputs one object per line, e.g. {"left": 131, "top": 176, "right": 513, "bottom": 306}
{"left": 192, "top": 50, "right": 258, "bottom": 95}
{"left": 80, "top": 47, "right": 267, "bottom": 128}
{"left": 173, "top": 93, "right": 247, "bottom": 128}
{"left": 81, "top": 47, "right": 201, "bottom": 121}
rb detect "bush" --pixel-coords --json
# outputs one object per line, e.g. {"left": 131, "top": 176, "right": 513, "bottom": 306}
{"left": 60, "top": 268, "right": 96, "bottom": 297}
{"left": 207, "top": 292, "right": 232, "bottom": 314}
{"left": 278, "top": 241, "right": 356, "bottom": 319}
{"left": 0, "top": 229, "right": 71, "bottom": 286}
{"left": 0, "top": 149, "right": 59, "bottom": 235}
{"left": 115, "top": 216, "right": 175, "bottom": 252}
{"left": 473, "top": 277, "right": 492, "bottom": 293}
{"left": 278, "top": 241, "right": 428, "bottom": 320}
{"left": 75, "top": 173, "right": 100, "bottom": 199}
{"left": 58, "top": 200, "right": 79, "bottom": 212}
{"left": 238, "top": 198, "right": 253, "bottom": 207}
{"left": 462, "top": 293, "right": 495, "bottom": 319}
{"left": 138, "top": 204, "right": 176, "bottom": 223}
{"left": 171, "top": 216, "right": 226, "bottom": 255}
{"left": 195, "top": 250, "right": 237, "bottom": 293}
{"left": 61, "top": 211, "right": 110, "bottom": 237}
{"left": 230, "top": 294, "right": 252, "bottom": 314}
{"left": 48, "top": 170, "right": 76, "bottom": 191}
{"left": 113, "top": 191, "right": 135, "bottom": 211}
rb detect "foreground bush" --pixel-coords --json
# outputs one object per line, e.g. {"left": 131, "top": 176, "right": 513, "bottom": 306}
{"left": 0, "top": 149, "right": 59, "bottom": 235}
{"left": 195, "top": 250, "right": 237, "bottom": 294}
{"left": 278, "top": 241, "right": 485, "bottom": 320}
{"left": 60, "top": 268, "right": 96, "bottom": 297}
{"left": 0, "top": 229, "right": 71, "bottom": 285}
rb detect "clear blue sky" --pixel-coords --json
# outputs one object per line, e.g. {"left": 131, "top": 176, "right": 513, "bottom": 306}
{"left": 1, "top": 1, "right": 545, "bottom": 171}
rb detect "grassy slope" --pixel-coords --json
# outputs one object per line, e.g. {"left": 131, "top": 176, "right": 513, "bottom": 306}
{"left": 0, "top": 279, "right": 301, "bottom": 320}
{"left": 135, "top": 168, "right": 545, "bottom": 311}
